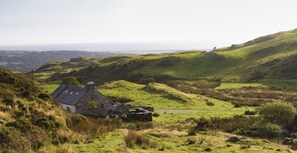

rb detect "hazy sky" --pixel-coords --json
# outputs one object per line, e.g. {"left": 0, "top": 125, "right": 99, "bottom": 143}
{"left": 0, "top": 0, "right": 297, "bottom": 50}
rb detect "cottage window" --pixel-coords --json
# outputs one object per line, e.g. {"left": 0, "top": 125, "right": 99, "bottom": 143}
{"left": 76, "top": 92, "right": 79, "bottom": 95}
{"left": 70, "top": 92, "right": 73, "bottom": 94}
{"left": 65, "top": 90, "right": 68, "bottom": 93}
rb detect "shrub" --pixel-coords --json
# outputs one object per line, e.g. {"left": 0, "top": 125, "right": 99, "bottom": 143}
{"left": 66, "top": 114, "right": 121, "bottom": 136}
{"left": 26, "top": 126, "right": 48, "bottom": 150}
{"left": 244, "top": 110, "right": 256, "bottom": 115}
{"left": 38, "top": 93, "right": 51, "bottom": 101}
{"left": 33, "top": 117, "right": 59, "bottom": 131}
{"left": 108, "top": 96, "right": 133, "bottom": 103}
{"left": 194, "top": 116, "right": 259, "bottom": 133}
{"left": 204, "top": 148, "right": 212, "bottom": 152}
{"left": 6, "top": 119, "right": 33, "bottom": 132}
{"left": 62, "top": 77, "right": 81, "bottom": 86}
{"left": 261, "top": 123, "right": 283, "bottom": 138}
{"left": 0, "top": 127, "right": 31, "bottom": 152}
{"left": 138, "top": 77, "right": 155, "bottom": 84}
{"left": 2, "top": 97, "right": 14, "bottom": 106}
{"left": 152, "top": 112, "right": 160, "bottom": 117}
{"left": 259, "top": 102, "right": 297, "bottom": 127}
{"left": 21, "top": 90, "right": 34, "bottom": 100}
{"left": 128, "top": 122, "right": 153, "bottom": 131}
{"left": 186, "top": 138, "right": 196, "bottom": 145}
{"left": 206, "top": 101, "right": 214, "bottom": 106}
{"left": 125, "top": 130, "right": 151, "bottom": 148}
{"left": 195, "top": 117, "right": 213, "bottom": 131}
{"left": 187, "top": 127, "right": 196, "bottom": 136}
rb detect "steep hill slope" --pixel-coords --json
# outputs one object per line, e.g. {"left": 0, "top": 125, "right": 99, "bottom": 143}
{"left": 0, "top": 68, "right": 120, "bottom": 152}
{"left": 0, "top": 68, "right": 67, "bottom": 152}
{"left": 36, "top": 29, "right": 297, "bottom": 84}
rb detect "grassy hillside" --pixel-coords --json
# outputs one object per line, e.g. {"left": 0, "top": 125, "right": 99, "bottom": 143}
{"left": 98, "top": 80, "right": 247, "bottom": 124}
{"left": 35, "top": 29, "right": 297, "bottom": 85}
{"left": 0, "top": 68, "right": 121, "bottom": 152}
{"left": 0, "top": 68, "right": 67, "bottom": 152}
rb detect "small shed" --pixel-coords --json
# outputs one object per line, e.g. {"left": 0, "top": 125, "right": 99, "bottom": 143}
{"left": 108, "top": 102, "right": 129, "bottom": 118}
{"left": 123, "top": 107, "right": 153, "bottom": 122}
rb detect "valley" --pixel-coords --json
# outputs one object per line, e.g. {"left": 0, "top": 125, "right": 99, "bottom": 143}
{"left": 2, "top": 29, "right": 297, "bottom": 152}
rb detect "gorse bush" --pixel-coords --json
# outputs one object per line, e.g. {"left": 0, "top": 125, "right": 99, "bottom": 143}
{"left": 259, "top": 102, "right": 297, "bottom": 127}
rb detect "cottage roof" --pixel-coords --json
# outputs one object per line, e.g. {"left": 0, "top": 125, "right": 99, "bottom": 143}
{"left": 51, "top": 84, "right": 67, "bottom": 99}
{"left": 109, "top": 102, "right": 128, "bottom": 111}
{"left": 51, "top": 85, "right": 87, "bottom": 106}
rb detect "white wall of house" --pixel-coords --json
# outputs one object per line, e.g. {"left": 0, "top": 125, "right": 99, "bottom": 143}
{"left": 60, "top": 103, "right": 77, "bottom": 113}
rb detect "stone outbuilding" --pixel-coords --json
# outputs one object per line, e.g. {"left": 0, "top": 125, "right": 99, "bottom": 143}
{"left": 51, "top": 81, "right": 111, "bottom": 117}
{"left": 108, "top": 102, "right": 130, "bottom": 118}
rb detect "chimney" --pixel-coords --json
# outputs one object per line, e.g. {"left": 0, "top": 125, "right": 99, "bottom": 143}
{"left": 85, "top": 81, "right": 96, "bottom": 90}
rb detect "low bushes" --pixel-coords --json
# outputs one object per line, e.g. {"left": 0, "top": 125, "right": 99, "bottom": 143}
{"left": 33, "top": 117, "right": 60, "bottom": 131}
{"left": 66, "top": 114, "right": 121, "bottom": 136}
{"left": 38, "top": 93, "right": 51, "bottom": 101}
{"left": 127, "top": 122, "right": 153, "bottom": 131}
{"left": 2, "top": 97, "right": 14, "bottom": 106}
{"left": 193, "top": 116, "right": 259, "bottom": 133}
{"left": 107, "top": 96, "right": 133, "bottom": 103}
{"left": 244, "top": 110, "right": 256, "bottom": 115}
{"left": 3, "top": 120, "right": 50, "bottom": 151}
{"left": 0, "top": 127, "right": 31, "bottom": 152}
{"left": 206, "top": 101, "right": 214, "bottom": 106}
{"left": 152, "top": 112, "right": 160, "bottom": 117}
{"left": 125, "top": 130, "right": 153, "bottom": 148}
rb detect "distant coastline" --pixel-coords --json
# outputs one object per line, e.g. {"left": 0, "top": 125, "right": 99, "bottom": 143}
{"left": 0, "top": 41, "right": 220, "bottom": 54}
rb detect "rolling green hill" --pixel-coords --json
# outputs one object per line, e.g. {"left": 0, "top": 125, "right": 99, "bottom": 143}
{"left": 35, "top": 29, "right": 297, "bottom": 84}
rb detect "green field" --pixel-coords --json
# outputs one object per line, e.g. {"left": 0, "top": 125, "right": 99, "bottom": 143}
{"left": 69, "top": 129, "right": 290, "bottom": 153}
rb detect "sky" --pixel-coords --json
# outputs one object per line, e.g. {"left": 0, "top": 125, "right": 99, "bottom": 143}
{"left": 0, "top": 0, "right": 297, "bottom": 51}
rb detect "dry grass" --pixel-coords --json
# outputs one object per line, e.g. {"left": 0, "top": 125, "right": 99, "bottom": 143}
{"left": 54, "top": 146, "right": 73, "bottom": 153}
{"left": 125, "top": 130, "right": 153, "bottom": 149}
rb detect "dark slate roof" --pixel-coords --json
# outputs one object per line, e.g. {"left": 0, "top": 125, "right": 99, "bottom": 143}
{"left": 109, "top": 102, "right": 126, "bottom": 111}
{"left": 51, "top": 85, "right": 87, "bottom": 106}
{"left": 51, "top": 85, "right": 67, "bottom": 99}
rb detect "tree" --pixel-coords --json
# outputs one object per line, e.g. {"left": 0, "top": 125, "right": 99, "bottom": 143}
{"left": 259, "top": 102, "right": 297, "bottom": 127}
{"left": 261, "top": 123, "right": 283, "bottom": 139}
{"left": 61, "top": 77, "right": 81, "bottom": 87}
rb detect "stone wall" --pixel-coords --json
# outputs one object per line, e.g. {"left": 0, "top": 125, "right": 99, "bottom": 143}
{"left": 76, "top": 88, "right": 111, "bottom": 117}
{"left": 60, "top": 103, "right": 77, "bottom": 113}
